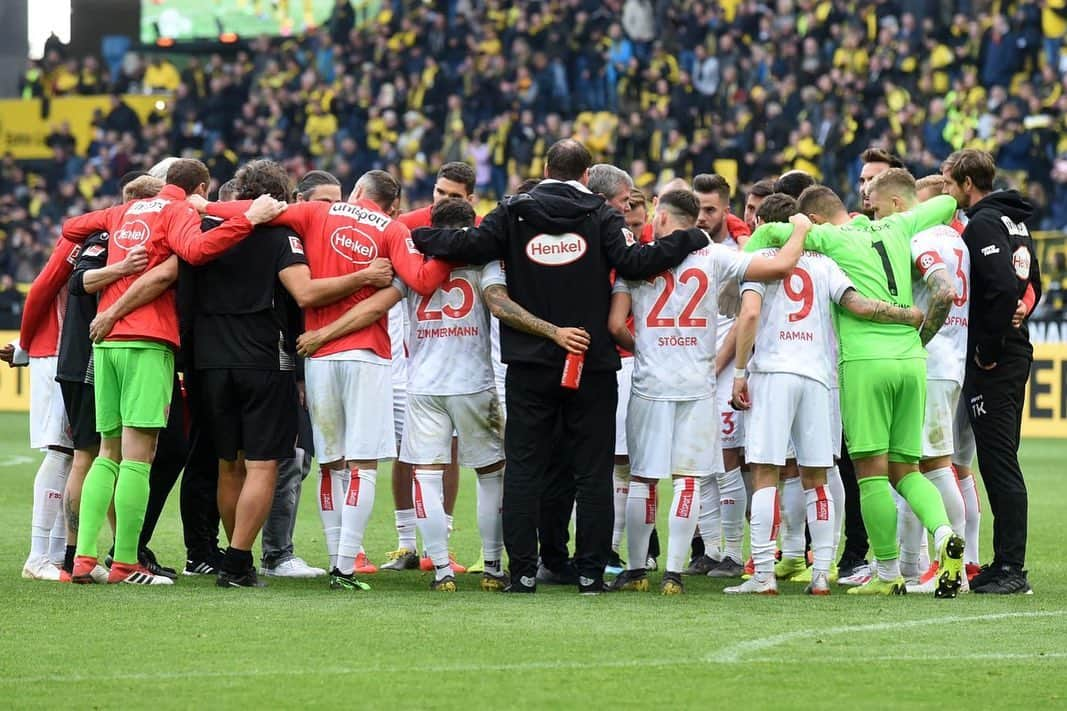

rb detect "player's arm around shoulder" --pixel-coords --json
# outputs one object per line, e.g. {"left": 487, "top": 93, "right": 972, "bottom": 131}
{"left": 741, "top": 214, "right": 812, "bottom": 282}
{"left": 296, "top": 281, "right": 405, "bottom": 357}
{"left": 731, "top": 288, "right": 762, "bottom": 411}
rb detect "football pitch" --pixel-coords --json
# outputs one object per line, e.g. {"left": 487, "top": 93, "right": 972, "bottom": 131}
{"left": 1, "top": 412, "right": 1064, "bottom": 709}
{"left": 140, "top": 0, "right": 380, "bottom": 42}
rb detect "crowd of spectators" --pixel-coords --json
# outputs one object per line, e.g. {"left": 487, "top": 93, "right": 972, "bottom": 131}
{"left": 3, "top": 0, "right": 1067, "bottom": 297}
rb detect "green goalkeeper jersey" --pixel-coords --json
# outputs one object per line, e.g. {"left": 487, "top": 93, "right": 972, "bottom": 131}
{"left": 743, "top": 195, "right": 957, "bottom": 363}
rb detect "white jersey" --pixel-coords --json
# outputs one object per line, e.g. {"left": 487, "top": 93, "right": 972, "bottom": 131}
{"left": 615, "top": 242, "right": 752, "bottom": 401}
{"left": 715, "top": 234, "right": 739, "bottom": 351}
{"left": 388, "top": 300, "right": 408, "bottom": 385}
{"left": 401, "top": 265, "right": 494, "bottom": 396}
{"left": 912, "top": 225, "right": 968, "bottom": 385}
{"left": 742, "top": 250, "right": 853, "bottom": 388}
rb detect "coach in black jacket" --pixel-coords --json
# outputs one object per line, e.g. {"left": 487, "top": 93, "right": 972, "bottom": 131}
{"left": 942, "top": 149, "right": 1041, "bottom": 595}
{"left": 413, "top": 139, "right": 708, "bottom": 593}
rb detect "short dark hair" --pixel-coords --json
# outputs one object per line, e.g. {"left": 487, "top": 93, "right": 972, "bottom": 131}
{"left": 545, "top": 139, "right": 592, "bottom": 182}
{"left": 165, "top": 158, "right": 210, "bottom": 194}
{"left": 515, "top": 178, "right": 541, "bottom": 194}
{"left": 656, "top": 189, "right": 700, "bottom": 224}
{"left": 756, "top": 193, "right": 798, "bottom": 223}
{"left": 430, "top": 197, "right": 476, "bottom": 229}
{"left": 356, "top": 170, "right": 402, "bottom": 212}
{"left": 234, "top": 159, "right": 291, "bottom": 202}
{"left": 942, "top": 149, "right": 996, "bottom": 192}
{"left": 692, "top": 173, "right": 731, "bottom": 202}
{"left": 438, "top": 162, "right": 476, "bottom": 195}
{"left": 773, "top": 171, "right": 816, "bottom": 199}
{"left": 748, "top": 178, "right": 775, "bottom": 200}
{"left": 861, "top": 147, "right": 905, "bottom": 169}
{"left": 217, "top": 179, "right": 239, "bottom": 201}
{"left": 797, "top": 185, "right": 847, "bottom": 218}
{"left": 295, "top": 170, "right": 341, "bottom": 199}
{"left": 119, "top": 170, "right": 148, "bottom": 189}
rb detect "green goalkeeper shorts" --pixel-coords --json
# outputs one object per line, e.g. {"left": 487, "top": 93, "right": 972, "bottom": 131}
{"left": 93, "top": 341, "right": 174, "bottom": 437}
{"left": 839, "top": 357, "right": 926, "bottom": 464}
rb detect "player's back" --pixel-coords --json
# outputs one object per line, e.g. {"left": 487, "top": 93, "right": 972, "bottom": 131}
{"left": 404, "top": 265, "right": 494, "bottom": 396}
{"left": 746, "top": 250, "right": 851, "bottom": 387}
{"left": 622, "top": 242, "right": 741, "bottom": 401}
{"left": 912, "top": 225, "right": 970, "bottom": 384}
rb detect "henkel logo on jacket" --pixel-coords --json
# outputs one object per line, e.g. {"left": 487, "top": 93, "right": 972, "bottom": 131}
{"left": 330, "top": 226, "right": 379, "bottom": 264}
{"left": 526, "top": 233, "right": 588, "bottom": 266}
{"left": 113, "top": 219, "right": 151, "bottom": 250}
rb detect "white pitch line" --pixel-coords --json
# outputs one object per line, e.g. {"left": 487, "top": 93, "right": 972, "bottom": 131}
{"left": 2, "top": 612, "right": 1065, "bottom": 686}
{"left": 706, "top": 610, "right": 1067, "bottom": 663}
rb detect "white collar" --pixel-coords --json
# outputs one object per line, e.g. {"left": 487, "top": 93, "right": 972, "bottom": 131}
{"left": 540, "top": 178, "right": 592, "bottom": 194}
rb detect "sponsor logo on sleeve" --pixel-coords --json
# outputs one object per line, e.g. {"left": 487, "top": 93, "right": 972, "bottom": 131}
{"left": 406, "top": 237, "right": 419, "bottom": 254}
{"left": 125, "top": 198, "right": 168, "bottom": 215}
{"left": 525, "top": 233, "right": 588, "bottom": 266}
{"left": 288, "top": 235, "right": 305, "bottom": 255}
{"left": 84, "top": 245, "right": 106, "bottom": 258}
{"left": 113, "top": 219, "right": 151, "bottom": 250}
{"left": 980, "top": 245, "right": 1000, "bottom": 257}
{"left": 66, "top": 244, "right": 81, "bottom": 264}
{"left": 1012, "top": 246, "right": 1031, "bottom": 280}
{"left": 622, "top": 227, "right": 636, "bottom": 246}
{"left": 1001, "top": 216, "right": 1030, "bottom": 237}
{"left": 329, "top": 226, "right": 379, "bottom": 265}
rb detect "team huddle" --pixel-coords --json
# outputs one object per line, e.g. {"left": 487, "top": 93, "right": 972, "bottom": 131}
{"left": 10, "top": 139, "right": 1039, "bottom": 596}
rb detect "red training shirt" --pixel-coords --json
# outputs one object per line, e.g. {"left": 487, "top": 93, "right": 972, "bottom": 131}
{"left": 19, "top": 237, "right": 81, "bottom": 357}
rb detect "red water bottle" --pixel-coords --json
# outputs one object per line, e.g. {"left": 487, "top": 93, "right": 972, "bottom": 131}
{"left": 561, "top": 351, "right": 585, "bottom": 389}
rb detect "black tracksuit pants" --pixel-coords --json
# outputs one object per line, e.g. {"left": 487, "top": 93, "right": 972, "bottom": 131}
{"left": 179, "top": 370, "right": 222, "bottom": 560}
{"left": 837, "top": 442, "right": 869, "bottom": 564}
{"left": 504, "top": 364, "right": 616, "bottom": 584}
{"left": 139, "top": 376, "right": 188, "bottom": 550}
{"left": 964, "top": 353, "right": 1031, "bottom": 569}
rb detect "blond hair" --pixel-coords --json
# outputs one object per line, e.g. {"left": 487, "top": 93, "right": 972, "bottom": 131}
{"left": 123, "top": 175, "right": 164, "bottom": 201}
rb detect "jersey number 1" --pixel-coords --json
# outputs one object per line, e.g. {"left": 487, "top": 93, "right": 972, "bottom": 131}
{"left": 872, "top": 240, "right": 898, "bottom": 297}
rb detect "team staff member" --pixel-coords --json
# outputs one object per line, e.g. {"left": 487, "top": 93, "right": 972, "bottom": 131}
{"left": 412, "top": 139, "right": 709, "bottom": 594}
{"left": 61, "top": 159, "right": 285, "bottom": 585}
{"left": 941, "top": 149, "right": 1041, "bottom": 595}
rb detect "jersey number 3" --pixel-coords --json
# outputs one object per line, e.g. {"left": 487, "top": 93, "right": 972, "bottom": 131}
{"left": 646, "top": 269, "right": 709, "bottom": 328}
{"left": 416, "top": 277, "right": 475, "bottom": 321}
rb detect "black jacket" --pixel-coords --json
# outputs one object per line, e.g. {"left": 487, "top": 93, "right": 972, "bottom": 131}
{"left": 412, "top": 180, "right": 708, "bottom": 372}
{"left": 963, "top": 190, "right": 1042, "bottom": 364}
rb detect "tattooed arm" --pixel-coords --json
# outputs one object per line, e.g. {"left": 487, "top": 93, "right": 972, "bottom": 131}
{"left": 917, "top": 270, "right": 957, "bottom": 345}
{"left": 483, "top": 284, "right": 590, "bottom": 355}
{"left": 838, "top": 288, "right": 926, "bottom": 329}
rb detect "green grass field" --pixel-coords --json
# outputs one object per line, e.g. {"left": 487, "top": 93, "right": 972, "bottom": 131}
{"left": 141, "top": 0, "right": 354, "bottom": 42}
{"left": 1, "top": 412, "right": 1065, "bottom": 709}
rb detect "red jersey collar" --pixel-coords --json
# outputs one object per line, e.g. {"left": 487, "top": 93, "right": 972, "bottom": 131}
{"left": 159, "top": 184, "right": 188, "bottom": 200}
{"left": 352, "top": 198, "right": 388, "bottom": 215}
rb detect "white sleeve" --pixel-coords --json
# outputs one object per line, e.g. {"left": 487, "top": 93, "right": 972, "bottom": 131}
{"left": 392, "top": 277, "right": 409, "bottom": 300}
{"left": 725, "top": 250, "right": 755, "bottom": 284}
{"left": 480, "top": 260, "right": 507, "bottom": 290}
{"left": 612, "top": 279, "right": 633, "bottom": 295}
{"left": 827, "top": 260, "right": 855, "bottom": 304}
{"left": 740, "top": 280, "right": 765, "bottom": 296}
{"left": 911, "top": 234, "right": 947, "bottom": 282}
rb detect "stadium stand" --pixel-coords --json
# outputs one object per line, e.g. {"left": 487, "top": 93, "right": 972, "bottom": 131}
{"left": 1, "top": 0, "right": 1066, "bottom": 292}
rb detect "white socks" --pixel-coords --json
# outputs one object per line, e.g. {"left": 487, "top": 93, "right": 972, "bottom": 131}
{"left": 958, "top": 474, "right": 981, "bottom": 565}
{"left": 827, "top": 463, "right": 845, "bottom": 560}
{"left": 697, "top": 474, "right": 721, "bottom": 561}
{"left": 413, "top": 469, "right": 450, "bottom": 580}
{"left": 779, "top": 477, "right": 805, "bottom": 560}
{"left": 30, "top": 450, "right": 72, "bottom": 559}
{"left": 318, "top": 466, "right": 346, "bottom": 570}
{"left": 749, "top": 487, "right": 778, "bottom": 575}
{"left": 625, "top": 481, "right": 655, "bottom": 571}
{"left": 718, "top": 467, "right": 746, "bottom": 561}
{"left": 804, "top": 484, "right": 835, "bottom": 575}
{"left": 666, "top": 477, "right": 700, "bottom": 574}
{"left": 338, "top": 468, "right": 376, "bottom": 575}
{"left": 926, "top": 466, "right": 966, "bottom": 538}
{"left": 611, "top": 463, "right": 630, "bottom": 553}
{"left": 50, "top": 504, "right": 67, "bottom": 565}
{"left": 476, "top": 468, "right": 504, "bottom": 575}
{"left": 395, "top": 508, "right": 417, "bottom": 552}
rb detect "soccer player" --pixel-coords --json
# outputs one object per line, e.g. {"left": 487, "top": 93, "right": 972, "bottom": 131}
{"left": 606, "top": 189, "right": 810, "bottom": 595}
{"left": 866, "top": 170, "right": 971, "bottom": 592}
{"left": 727, "top": 193, "right": 924, "bottom": 596}
{"left": 200, "top": 169, "right": 452, "bottom": 590}
{"left": 858, "top": 148, "right": 905, "bottom": 216}
{"left": 742, "top": 179, "right": 776, "bottom": 230}
{"left": 59, "top": 159, "right": 284, "bottom": 585}
{"left": 744, "top": 184, "right": 966, "bottom": 597}
{"left": 690, "top": 173, "right": 751, "bottom": 578}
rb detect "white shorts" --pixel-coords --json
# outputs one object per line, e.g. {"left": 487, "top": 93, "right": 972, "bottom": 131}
{"left": 830, "top": 386, "right": 842, "bottom": 459}
{"left": 393, "top": 383, "right": 407, "bottom": 445}
{"left": 29, "top": 357, "right": 72, "bottom": 450}
{"left": 615, "top": 356, "right": 633, "bottom": 457}
{"left": 627, "top": 395, "right": 720, "bottom": 479}
{"left": 951, "top": 388, "right": 976, "bottom": 468}
{"left": 746, "top": 372, "right": 833, "bottom": 468}
{"left": 305, "top": 359, "right": 396, "bottom": 464}
{"left": 716, "top": 367, "right": 744, "bottom": 450}
{"left": 400, "top": 389, "right": 505, "bottom": 468}
{"left": 923, "top": 379, "right": 961, "bottom": 460}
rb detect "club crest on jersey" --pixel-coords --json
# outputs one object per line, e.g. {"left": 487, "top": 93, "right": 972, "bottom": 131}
{"left": 526, "top": 233, "right": 587, "bottom": 266}
{"left": 1012, "top": 246, "right": 1031, "bottom": 280}
{"left": 330, "top": 226, "right": 378, "bottom": 264}
{"left": 113, "top": 219, "right": 151, "bottom": 250}
{"left": 915, "top": 250, "right": 940, "bottom": 275}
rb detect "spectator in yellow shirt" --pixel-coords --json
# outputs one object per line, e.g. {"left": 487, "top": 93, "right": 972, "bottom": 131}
{"left": 143, "top": 57, "right": 181, "bottom": 93}
{"left": 304, "top": 102, "right": 338, "bottom": 157}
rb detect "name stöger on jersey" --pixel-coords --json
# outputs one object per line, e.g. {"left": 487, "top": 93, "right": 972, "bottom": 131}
{"left": 657, "top": 335, "right": 698, "bottom": 347}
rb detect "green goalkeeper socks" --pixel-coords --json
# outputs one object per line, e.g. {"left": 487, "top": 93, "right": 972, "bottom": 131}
{"left": 858, "top": 475, "right": 899, "bottom": 561}
{"left": 895, "top": 471, "right": 951, "bottom": 535}
{"left": 113, "top": 460, "right": 151, "bottom": 565}
{"left": 74, "top": 457, "right": 119, "bottom": 559}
